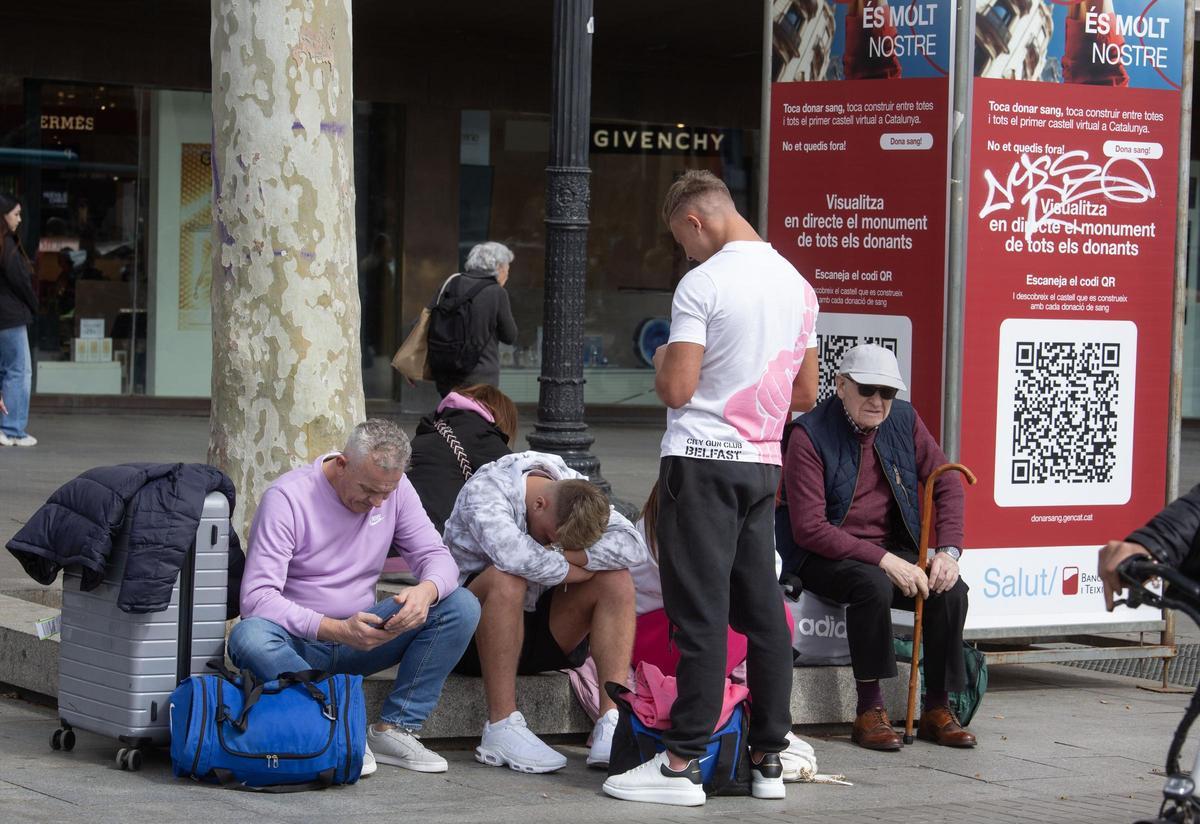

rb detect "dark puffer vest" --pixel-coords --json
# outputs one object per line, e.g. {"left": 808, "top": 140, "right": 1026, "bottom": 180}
{"left": 796, "top": 396, "right": 922, "bottom": 549}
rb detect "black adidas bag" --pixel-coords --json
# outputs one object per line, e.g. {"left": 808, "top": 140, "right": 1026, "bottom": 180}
{"left": 605, "top": 682, "right": 751, "bottom": 797}
{"left": 426, "top": 276, "right": 494, "bottom": 377}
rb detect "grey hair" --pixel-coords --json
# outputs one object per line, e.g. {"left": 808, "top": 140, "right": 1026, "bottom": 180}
{"left": 464, "top": 241, "right": 514, "bottom": 277}
{"left": 343, "top": 419, "right": 411, "bottom": 472}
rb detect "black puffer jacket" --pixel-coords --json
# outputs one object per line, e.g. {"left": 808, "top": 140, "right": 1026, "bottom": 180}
{"left": 1128, "top": 483, "right": 1200, "bottom": 583}
{"left": 0, "top": 234, "right": 37, "bottom": 330}
{"left": 6, "top": 463, "right": 242, "bottom": 614}
{"left": 407, "top": 408, "right": 512, "bottom": 533}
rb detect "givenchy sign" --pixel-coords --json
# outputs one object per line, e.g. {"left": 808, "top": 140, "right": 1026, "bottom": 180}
{"left": 591, "top": 124, "right": 728, "bottom": 155}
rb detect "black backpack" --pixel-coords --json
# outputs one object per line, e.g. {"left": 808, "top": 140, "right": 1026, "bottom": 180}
{"left": 426, "top": 276, "right": 494, "bottom": 377}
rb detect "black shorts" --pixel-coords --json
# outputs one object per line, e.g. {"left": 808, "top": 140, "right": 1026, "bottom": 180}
{"left": 454, "top": 583, "right": 589, "bottom": 676}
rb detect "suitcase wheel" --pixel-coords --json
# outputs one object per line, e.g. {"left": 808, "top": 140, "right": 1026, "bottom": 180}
{"left": 116, "top": 747, "right": 143, "bottom": 771}
{"left": 50, "top": 727, "right": 74, "bottom": 752}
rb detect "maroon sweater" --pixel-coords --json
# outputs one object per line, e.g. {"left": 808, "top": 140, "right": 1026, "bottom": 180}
{"left": 784, "top": 411, "right": 965, "bottom": 565}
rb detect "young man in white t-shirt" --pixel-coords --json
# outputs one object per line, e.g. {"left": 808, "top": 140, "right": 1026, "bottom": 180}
{"left": 603, "top": 170, "right": 819, "bottom": 807}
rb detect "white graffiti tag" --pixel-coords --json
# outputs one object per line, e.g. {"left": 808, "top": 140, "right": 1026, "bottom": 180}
{"left": 979, "top": 151, "right": 1155, "bottom": 240}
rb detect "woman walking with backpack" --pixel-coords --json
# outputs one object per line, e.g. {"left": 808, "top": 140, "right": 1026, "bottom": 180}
{"left": 0, "top": 194, "right": 38, "bottom": 447}
{"left": 427, "top": 241, "right": 518, "bottom": 397}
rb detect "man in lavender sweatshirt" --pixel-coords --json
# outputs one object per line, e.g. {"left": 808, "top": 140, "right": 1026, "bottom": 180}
{"left": 782, "top": 344, "right": 974, "bottom": 752}
{"left": 228, "top": 419, "right": 481, "bottom": 776}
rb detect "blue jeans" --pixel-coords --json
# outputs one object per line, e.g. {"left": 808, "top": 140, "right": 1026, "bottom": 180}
{"left": 228, "top": 587, "right": 480, "bottom": 731}
{"left": 0, "top": 325, "right": 31, "bottom": 438}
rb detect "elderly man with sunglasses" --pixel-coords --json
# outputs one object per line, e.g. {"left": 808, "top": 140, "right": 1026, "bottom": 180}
{"left": 782, "top": 344, "right": 973, "bottom": 752}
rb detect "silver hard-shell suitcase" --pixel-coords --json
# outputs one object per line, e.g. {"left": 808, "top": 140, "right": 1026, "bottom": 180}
{"left": 51, "top": 491, "right": 230, "bottom": 770}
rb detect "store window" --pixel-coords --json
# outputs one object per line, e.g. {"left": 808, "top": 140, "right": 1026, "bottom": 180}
{"left": 460, "top": 111, "right": 757, "bottom": 407}
{"left": 354, "top": 101, "right": 405, "bottom": 400}
{"left": 0, "top": 78, "right": 410, "bottom": 401}
{"left": 0, "top": 79, "right": 150, "bottom": 396}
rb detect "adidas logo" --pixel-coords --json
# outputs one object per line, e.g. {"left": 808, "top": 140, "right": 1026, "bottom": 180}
{"left": 795, "top": 615, "right": 847, "bottom": 639}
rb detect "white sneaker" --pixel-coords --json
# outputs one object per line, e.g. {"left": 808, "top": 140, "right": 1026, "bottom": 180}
{"left": 12, "top": 434, "right": 35, "bottom": 447}
{"left": 780, "top": 731, "right": 817, "bottom": 782}
{"left": 602, "top": 750, "right": 706, "bottom": 807}
{"left": 750, "top": 753, "right": 786, "bottom": 800}
{"left": 0, "top": 433, "right": 11, "bottom": 446}
{"left": 359, "top": 743, "right": 377, "bottom": 778}
{"left": 475, "top": 711, "right": 567, "bottom": 773}
{"left": 367, "top": 725, "right": 448, "bottom": 773}
{"left": 587, "top": 708, "right": 619, "bottom": 768}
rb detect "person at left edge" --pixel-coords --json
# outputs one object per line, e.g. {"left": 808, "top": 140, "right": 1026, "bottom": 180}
{"left": 0, "top": 193, "right": 38, "bottom": 447}
{"left": 228, "top": 419, "right": 481, "bottom": 778}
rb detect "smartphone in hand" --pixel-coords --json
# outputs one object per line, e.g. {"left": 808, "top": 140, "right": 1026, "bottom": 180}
{"left": 364, "top": 596, "right": 402, "bottom": 630}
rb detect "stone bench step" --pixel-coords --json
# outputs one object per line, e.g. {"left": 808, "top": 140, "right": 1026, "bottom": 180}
{"left": 364, "top": 663, "right": 911, "bottom": 739}
{"left": 0, "top": 591, "right": 911, "bottom": 741}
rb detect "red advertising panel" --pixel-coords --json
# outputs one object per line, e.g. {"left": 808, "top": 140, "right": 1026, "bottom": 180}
{"left": 768, "top": 0, "right": 954, "bottom": 436}
{"left": 959, "top": 0, "right": 1184, "bottom": 629}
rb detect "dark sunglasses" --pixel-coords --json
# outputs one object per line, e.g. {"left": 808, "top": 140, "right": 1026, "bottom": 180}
{"left": 848, "top": 378, "right": 898, "bottom": 400}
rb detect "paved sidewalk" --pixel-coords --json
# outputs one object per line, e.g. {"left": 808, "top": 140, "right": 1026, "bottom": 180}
{"left": 0, "top": 663, "right": 1190, "bottom": 823}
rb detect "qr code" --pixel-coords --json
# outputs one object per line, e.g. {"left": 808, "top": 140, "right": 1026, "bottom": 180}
{"left": 812, "top": 313, "right": 913, "bottom": 403}
{"left": 1010, "top": 341, "right": 1121, "bottom": 485}
{"left": 819, "top": 334, "right": 900, "bottom": 403}
{"left": 994, "top": 319, "right": 1137, "bottom": 507}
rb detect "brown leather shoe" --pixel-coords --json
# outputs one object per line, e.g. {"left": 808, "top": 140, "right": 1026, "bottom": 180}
{"left": 917, "top": 705, "right": 977, "bottom": 748}
{"left": 851, "top": 706, "right": 903, "bottom": 751}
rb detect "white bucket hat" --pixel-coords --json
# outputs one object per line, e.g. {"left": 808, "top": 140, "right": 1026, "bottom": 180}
{"left": 839, "top": 344, "right": 907, "bottom": 392}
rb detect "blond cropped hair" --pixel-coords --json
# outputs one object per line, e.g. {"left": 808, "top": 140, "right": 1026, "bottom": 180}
{"left": 554, "top": 479, "right": 610, "bottom": 550}
{"left": 661, "top": 169, "right": 733, "bottom": 226}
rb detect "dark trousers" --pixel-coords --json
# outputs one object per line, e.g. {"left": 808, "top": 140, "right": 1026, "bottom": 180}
{"left": 657, "top": 456, "right": 793, "bottom": 759}
{"left": 798, "top": 548, "right": 969, "bottom": 692}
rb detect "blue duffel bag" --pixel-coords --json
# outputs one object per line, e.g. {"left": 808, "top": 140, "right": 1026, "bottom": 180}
{"left": 169, "top": 664, "right": 365, "bottom": 790}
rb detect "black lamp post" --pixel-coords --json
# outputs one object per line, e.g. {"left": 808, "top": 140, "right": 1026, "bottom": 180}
{"left": 528, "top": 0, "right": 612, "bottom": 495}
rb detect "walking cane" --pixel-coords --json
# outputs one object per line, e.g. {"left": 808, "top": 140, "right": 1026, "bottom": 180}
{"left": 903, "top": 462, "right": 976, "bottom": 745}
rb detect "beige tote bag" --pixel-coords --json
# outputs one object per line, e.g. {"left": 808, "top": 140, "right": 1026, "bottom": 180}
{"left": 391, "top": 308, "right": 433, "bottom": 381}
{"left": 390, "top": 273, "right": 460, "bottom": 382}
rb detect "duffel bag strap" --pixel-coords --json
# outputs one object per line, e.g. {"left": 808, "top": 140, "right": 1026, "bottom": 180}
{"left": 208, "top": 767, "right": 338, "bottom": 793}
{"left": 278, "top": 670, "right": 338, "bottom": 721}
{"left": 228, "top": 682, "right": 267, "bottom": 733}
{"left": 277, "top": 668, "right": 327, "bottom": 684}
{"left": 207, "top": 660, "right": 267, "bottom": 733}
{"left": 233, "top": 673, "right": 338, "bottom": 730}
{"left": 207, "top": 659, "right": 257, "bottom": 688}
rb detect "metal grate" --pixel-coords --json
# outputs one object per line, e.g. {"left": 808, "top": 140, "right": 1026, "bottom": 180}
{"left": 1063, "top": 642, "right": 1200, "bottom": 686}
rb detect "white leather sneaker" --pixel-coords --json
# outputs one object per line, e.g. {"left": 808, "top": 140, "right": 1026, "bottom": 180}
{"left": 367, "top": 726, "right": 448, "bottom": 773}
{"left": 750, "top": 752, "right": 786, "bottom": 799}
{"left": 12, "top": 434, "right": 36, "bottom": 447}
{"left": 475, "top": 711, "right": 567, "bottom": 773}
{"left": 587, "top": 708, "right": 619, "bottom": 768}
{"left": 0, "top": 433, "right": 12, "bottom": 446}
{"left": 780, "top": 730, "right": 817, "bottom": 782}
{"left": 602, "top": 750, "right": 706, "bottom": 806}
{"left": 359, "top": 743, "right": 378, "bottom": 778}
